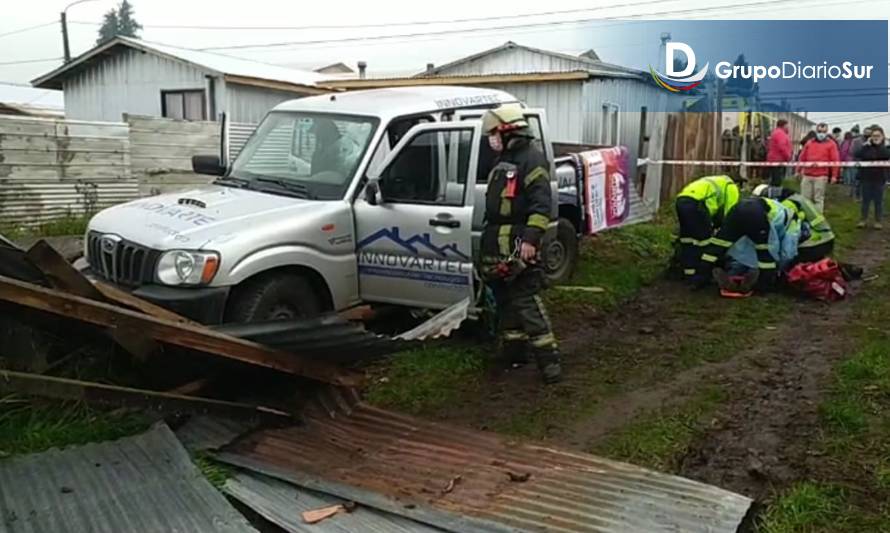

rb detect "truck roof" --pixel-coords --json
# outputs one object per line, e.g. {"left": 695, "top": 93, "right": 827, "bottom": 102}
{"left": 272, "top": 86, "right": 519, "bottom": 121}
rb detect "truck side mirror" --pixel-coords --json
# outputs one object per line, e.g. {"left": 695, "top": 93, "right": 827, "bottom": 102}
{"left": 364, "top": 178, "right": 383, "bottom": 206}
{"left": 192, "top": 155, "right": 225, "bottom": 176}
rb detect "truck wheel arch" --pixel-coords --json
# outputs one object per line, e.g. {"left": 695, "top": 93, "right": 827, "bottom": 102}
{"left": 225, "top": 266, "right": 334, "bottom": 322}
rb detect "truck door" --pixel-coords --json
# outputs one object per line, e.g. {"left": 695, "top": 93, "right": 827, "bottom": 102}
{"left": 354, "top": 122, "right": 481, "bottom": 309}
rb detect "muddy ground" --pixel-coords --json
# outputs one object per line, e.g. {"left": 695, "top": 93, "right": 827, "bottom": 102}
{"left": 417, "top": 223, "right": 890, "bottom": 505}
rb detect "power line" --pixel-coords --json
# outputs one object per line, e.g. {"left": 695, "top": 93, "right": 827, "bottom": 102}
{"left": 70, "top": 0, "right": 682, "bottom": 32}
{"left": 0, "top": 57, "right": 63, "bottom": 66}
{"left": 196, "top": 0, "right": 856, "bottom": 51}
{"left": 0, "top": 21, "right": 57, "bottom": 40}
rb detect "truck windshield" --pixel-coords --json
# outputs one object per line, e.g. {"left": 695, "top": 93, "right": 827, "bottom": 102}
{"left": 229, "top": 111, "right": 378, "bottom": 200}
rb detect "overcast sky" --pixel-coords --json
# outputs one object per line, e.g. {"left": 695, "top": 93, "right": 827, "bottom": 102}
{"left": 1, "top": 0, "right": 888, "bottom": 129}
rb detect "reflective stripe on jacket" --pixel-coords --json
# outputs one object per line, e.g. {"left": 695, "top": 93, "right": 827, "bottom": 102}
{"left": 677, "top": 175, "right": 740, "bottom": 224}
{"left": 782, "top": 193, "right": 835, "bottom": 248}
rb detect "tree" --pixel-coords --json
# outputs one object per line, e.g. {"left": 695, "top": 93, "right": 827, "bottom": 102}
{"left": 96, "top": 0, "right": 142, "bottom": 44}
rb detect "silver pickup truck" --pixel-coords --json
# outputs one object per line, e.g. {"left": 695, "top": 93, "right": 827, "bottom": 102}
{"left": 83, "top": 87, "right": 588, "bottom": 324}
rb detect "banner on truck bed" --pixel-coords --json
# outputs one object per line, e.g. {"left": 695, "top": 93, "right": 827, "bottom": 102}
{"left": 580, "top": 147, "right": 630, "bottom": 234}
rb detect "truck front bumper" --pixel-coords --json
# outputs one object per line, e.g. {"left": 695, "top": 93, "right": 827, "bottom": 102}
{"left": 132, "top": 284, "right": 230, "bottom": 325}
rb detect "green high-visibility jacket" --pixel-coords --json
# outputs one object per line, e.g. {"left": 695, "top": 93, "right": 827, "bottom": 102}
{"left": 782, "top": 193, "right": 835, "bottom": 248}
{"left": 677, "top": 175, "right": 740, "bottom": 226}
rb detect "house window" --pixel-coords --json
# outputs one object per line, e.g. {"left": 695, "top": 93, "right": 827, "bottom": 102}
{"left": 162, "top": 90, "right": 206, "bottom": 120}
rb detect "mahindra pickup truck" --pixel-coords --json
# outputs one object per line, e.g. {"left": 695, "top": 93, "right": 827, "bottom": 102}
{"left": 83, "top": 86, "right": 598, "bottom": 324}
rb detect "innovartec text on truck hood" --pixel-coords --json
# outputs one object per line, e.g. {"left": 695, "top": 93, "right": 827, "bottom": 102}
{"left": 88, "top": 185, "right": 350, "bottom": 251}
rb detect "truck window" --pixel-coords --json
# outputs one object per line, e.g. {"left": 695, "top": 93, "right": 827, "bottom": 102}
{"left": 380, "top": 129, "right": 473, "bottom": 206}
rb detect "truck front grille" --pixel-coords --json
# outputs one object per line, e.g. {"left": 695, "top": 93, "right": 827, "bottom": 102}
{"left": 86, "top": 231, "right": 160, "bottom": 286}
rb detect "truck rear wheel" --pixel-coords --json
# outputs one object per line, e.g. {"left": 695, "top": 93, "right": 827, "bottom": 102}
{"left": 543, "top": 218, "right": 579, "bottom": 285}
{"left": 225, "top": 272, "right": 324, "bottom": 323}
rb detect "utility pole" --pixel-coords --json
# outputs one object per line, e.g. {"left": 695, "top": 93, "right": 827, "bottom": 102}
{"left": 61, "top": 0, "right": 98, "bottom": 63}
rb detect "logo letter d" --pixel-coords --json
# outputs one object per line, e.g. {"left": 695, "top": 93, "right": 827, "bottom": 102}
{"left": 666, "top": 42, "right": 695, "bottom": 77}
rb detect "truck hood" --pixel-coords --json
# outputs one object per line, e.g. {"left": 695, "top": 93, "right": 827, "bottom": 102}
{"left": 88, "top": 185, "right": 346, "bottom": 250}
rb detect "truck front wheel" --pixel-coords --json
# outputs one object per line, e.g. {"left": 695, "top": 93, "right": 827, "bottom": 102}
{"left": 543, "top": 218, "right": 579, "bottom": 285}
{"left": 225, "top": 272, "right": 324, "bottom": 323}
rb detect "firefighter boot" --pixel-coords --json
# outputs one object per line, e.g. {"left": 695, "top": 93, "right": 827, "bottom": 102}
{"left": 499, "top": 332, "right": 530, "bottom": 366}
{"left": 534, "top": 347, "right": 562, "bottom": 384}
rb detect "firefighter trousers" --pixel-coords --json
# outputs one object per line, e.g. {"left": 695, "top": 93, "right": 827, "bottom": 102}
{"left": 675, "top": 197, "right": 713, "bottom": 281}
{"left": 489, "top": 267, "right": 559, "bottom": 368}
{"left": 702, "top": 200, "right": 777, "bottom": 289}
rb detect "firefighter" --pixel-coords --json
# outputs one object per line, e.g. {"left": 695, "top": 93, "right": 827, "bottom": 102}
{"left": 753, "top": 184, "right": 836, "bottom": 263}
{"left": 480, "top": 104, "right": 561, "bottom": 384}
{"left": 674, "top": 175, "right": 741, "bottom": 286}
{"left": 700, "top": 195, "right": 800, "bottom": 291}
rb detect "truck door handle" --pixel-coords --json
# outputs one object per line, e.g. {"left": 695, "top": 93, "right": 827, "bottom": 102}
{"left": 429, "top": 218, "right": 460, "bottom": 228}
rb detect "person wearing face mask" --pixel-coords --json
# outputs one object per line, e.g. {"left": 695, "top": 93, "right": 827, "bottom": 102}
{"left": 854, "top": 126, "right": 890, "bottom": 229}
{"left": 479, "top": 104, "right": 561, "bottom": 384}
{"left": 850, "top": 125, "right": 870, "bottom": 199}
{"left": 797, "top": 122, "right": 841, "bottom": 212}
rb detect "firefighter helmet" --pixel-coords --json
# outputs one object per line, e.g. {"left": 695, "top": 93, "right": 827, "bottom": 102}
{"left": 481, "top": 104, "right": 529, "bottom": 134}
{"left": 753, "top": 184, "right": 769, "bottom": 197}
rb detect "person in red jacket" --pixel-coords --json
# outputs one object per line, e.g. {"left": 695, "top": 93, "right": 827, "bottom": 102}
{"left": 766, "top": 119, "right": 793, "bottom": 194}
{"left": 797, "top": 122, "right": 840, "bottom": 213}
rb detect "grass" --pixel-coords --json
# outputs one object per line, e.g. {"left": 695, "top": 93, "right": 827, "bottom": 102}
{"left": 193, "top": 451, "right": 233, "bottom": 489}
{"left": 760, "top": 483, "right": 848, "bottom": 533}
{"left": 0, "top": 398, "right": 149, "bottom": 457}
{"left": 592, "top": 386, "right": 725, "bottom": 471}
{"left": 0, "top": 214, "right": 90, "bottom": 240}
{"left": 365, "top": 345, "right": 488, "bottom": 415}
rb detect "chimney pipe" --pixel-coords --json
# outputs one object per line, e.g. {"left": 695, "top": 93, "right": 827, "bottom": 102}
{"left": 357, "top": 61, "right": 367, "bottom": 79}
{"left": 426, "top": 63, "right": 434, "bottom": 74}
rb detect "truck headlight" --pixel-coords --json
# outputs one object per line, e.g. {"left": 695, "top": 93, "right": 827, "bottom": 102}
{"left": 156, "top": 250, "right": 220, "bottom": 286}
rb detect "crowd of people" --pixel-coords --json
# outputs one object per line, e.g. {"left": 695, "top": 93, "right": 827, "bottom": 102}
{"left": 761, "top": 119, "right": 890, "bottom": 228}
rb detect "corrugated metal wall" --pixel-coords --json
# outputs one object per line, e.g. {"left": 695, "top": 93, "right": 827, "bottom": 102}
{"left": 225, "top": 83, "right": 309, "bottom": 124}
{"left": 486, "top": 81, "right": 584, "bottom": 143}
{"left": 64, "top": 48, "right": 208, "bottom": 122}
{"left": 0, "top": 115, "right": 137, "bottom": 228}
{"left": 127, "top": 115, "right": 220, "bottom": 196}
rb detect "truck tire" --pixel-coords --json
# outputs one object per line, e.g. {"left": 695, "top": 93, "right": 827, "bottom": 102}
{"left": 226, "top": 272, "right": 323, "bottom": 323}
{"left": 543, "top": 218, "right": 579, "bottom": 285}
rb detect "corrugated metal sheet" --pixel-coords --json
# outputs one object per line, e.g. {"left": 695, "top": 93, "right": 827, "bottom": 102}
{"left": 225, "top": 83, "right": 307, "bottom": 124}
{"left": 0, "top": 423, "right": 257, "bottom": 533}
{"left": 213, "top": 314, "right": 406, "bottom": 364}
{"left": 0, "top": 114, "right": 139, "bottom": 228}
{"left": 175, "top": 415, "right": 257, "bottom": 453}
{"left": 218, "top": 402, "right": 753, "bottom": 533}
{"left": 225, "top": 471, "right": 444, "bottom": 533}
{"left": 229, "top": 122, "right": 257, "bottom": 160}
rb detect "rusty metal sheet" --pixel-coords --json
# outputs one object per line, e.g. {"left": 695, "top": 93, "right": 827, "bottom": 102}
{"left": 224, "top": 471, "right": 444, "bottom": 533}
{"left": 218, "top": 403, "right": 752, "bottom": 533}
{"left": 0, "top": 423, "right": 256, "bottom": 533}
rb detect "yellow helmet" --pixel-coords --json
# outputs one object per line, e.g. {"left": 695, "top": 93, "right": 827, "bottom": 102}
{"left": 481, "top": 104, "right": 528, "bottom": 134}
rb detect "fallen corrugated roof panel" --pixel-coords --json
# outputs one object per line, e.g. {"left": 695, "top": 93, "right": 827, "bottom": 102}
{"left": 218, "top": 403, "right": 752, "bottom": 533}
{"left": 175, "top": 414, "right": 258, "bottom": 453}
{"left": 214, "top": 315, "right": 407, "bottom": 364}
{"left": 224, "top": 471, "right": 444, "bottom": 533}
{"left": 0, "top": 423, "right": 257, "bottom": 533}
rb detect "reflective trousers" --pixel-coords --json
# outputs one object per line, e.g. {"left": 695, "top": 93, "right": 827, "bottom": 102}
{"left": 675, "top": 196, "right": 713, "bottom": 282}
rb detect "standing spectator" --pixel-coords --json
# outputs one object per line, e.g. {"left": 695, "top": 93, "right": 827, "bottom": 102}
{"left": 855, "top": 126, "right": 890, "bottom": 229}
{"left": 831, "top": 127, "right": 843, "bottom": 145}
{"left": 766, "top": 119, "right": 793, "bottom": 194}
{"left": 797, "top": 122, "right": 840, "bottom": 212}
{"left": 850, "top": 125, "right": 870, "bottom": 199}
{"left": 839, "top": 131, "right": 856, "bottom": 189}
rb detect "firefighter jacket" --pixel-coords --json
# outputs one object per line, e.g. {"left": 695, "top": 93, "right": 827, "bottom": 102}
{"left": 782, "top": 193, "right": 835, "bottom": 249}
{"left": 727, "top": 198, "right": 801, "bottom": 271}
{"left": 481, "top": 137, "right": 552, "bottom": 258}
{"left": 677, "top": 175, "right": 740, "bottom": 227}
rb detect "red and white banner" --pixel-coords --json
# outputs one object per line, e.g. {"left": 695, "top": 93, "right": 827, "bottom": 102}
{"left": 580, "top": 147, "right": 630, "bottom": 234}
{"left": 639, "top": 158, "right": 890, "bottom": 167}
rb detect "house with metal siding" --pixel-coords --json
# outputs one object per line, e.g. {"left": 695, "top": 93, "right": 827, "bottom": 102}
{"left": 32, "top": 36, "right": 330, "bottom": 124}
{"left": 323, "top": 42, "right": 687, "bottom": 211}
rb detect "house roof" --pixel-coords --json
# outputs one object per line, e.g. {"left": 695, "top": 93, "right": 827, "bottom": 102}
{"left": 419, "top": 41, "right": 644, "bottom": 80}
{"left": 314, "top": 62, "right": 354, "bottom": 74}
{"left": 32, "top": 36, "right": 327, "bottom": 93}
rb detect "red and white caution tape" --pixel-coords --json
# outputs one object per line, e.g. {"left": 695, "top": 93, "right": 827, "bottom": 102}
{"left": 639, "top": 159, "right": 890, "bottom": 168}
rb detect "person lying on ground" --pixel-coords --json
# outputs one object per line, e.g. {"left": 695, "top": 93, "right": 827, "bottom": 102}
{"left": 854, "top": 125, "right": 889, "bottom": 230}
{"left": 700, "top": 196, "right": 800, "bottom": 292}
{"left": 753, "top": 184, "right": 835, "bottom": 264}
{"left": 674, "top": 175, "right": 741, "bottom": 287}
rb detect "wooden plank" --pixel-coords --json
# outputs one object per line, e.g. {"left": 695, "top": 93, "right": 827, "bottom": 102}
{"left": 24, "top": 240, "right": 158, "bottom": 360}
{"left": 0, "top": 166, "right": 129, "bottom": 180}
{"left": 0, "top": 136, "right": 128, "bottom": 152}
{"left": 0, "top": 274, "right": 361, "bottom": 387}
{"left": 0, "top": 369, "right": 291, "bottom": 421}
{"left": 0, "top": 151, "right": 127, "bottom": 166}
